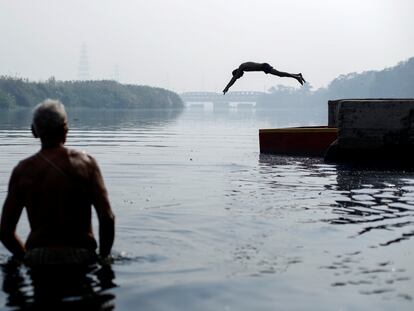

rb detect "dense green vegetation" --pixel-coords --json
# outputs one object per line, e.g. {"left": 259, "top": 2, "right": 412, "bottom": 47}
{"left": 257, "top": 57, "right": 414, "bottom": 110}
{"left": 0, "top": 78, "right": 184, "bottom": 109}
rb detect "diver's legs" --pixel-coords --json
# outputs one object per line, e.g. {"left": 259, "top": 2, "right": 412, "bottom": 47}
{"left": 268, "top": 68, "right": 305, "bottom": 85}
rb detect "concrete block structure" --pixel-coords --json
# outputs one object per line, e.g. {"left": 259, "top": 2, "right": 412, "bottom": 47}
{"left": 325, "top": 99, "right": 414, "bottom": 167}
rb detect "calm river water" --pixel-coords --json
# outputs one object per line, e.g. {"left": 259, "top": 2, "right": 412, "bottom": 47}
{"left": 0, "top": 107, "right": 413, "bottom": 310}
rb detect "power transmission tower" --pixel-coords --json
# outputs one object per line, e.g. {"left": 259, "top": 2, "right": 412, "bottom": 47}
{"left": 113, "top": 64, "right": 120, "bottom": 82}
{"left": 78, "top": 43, "right": 90, "bottom": 80}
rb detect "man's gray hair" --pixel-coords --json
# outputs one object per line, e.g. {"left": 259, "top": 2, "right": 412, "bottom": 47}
{"left": 32, "top": 99, "right": 67, "bottom": 138}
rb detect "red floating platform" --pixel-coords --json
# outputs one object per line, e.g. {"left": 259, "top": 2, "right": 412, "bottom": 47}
{"left": 259, "top": 126, "right": 338, "bottom": 157}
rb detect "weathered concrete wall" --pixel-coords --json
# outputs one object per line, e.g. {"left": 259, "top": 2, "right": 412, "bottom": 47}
{"left": 325, "top": 99, "right": 414, "bottom": 167}
{"left": 328, "top": 100, "right": 341, "bottom": 127}
{"left": 337, "top": 99, "right": 414, "bottom": 149}
{"left": 327, "top": 98, "right": 409, "bottom": 128}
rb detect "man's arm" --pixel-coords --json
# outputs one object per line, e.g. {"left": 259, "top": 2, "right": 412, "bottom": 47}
{"left": 0, "top": 167, "right": 26, "bottom": 259}
{"left": 90, "top": 157, "right": 115, "bottom": 258}
{"left": 223, "top": 76, "right": 239, "bottom": 95}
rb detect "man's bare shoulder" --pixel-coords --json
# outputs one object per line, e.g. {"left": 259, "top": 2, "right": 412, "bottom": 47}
{"left": 13, "top": 154, "right": 41, "bottom": 174}
{"left": 67, "top": 148, "right": 99, "bottom": 169}
{"left": 5, "top": 154, "right": 43, "bottom": 188}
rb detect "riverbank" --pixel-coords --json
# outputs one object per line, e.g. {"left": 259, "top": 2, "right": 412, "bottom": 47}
{"left": 0, "top": 77, "right": 184, "bottom": 109}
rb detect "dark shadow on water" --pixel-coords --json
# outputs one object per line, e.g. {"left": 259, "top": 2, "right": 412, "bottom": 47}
{"left": 258, "top": 154, "right": 414, "bottom": 246}
{"left": 332, "top": 167, "right": 414, "bottom": 244}
{"left": 1, "top": 259, "right": 117, "bottom": 310}
{"left": 259, "top": 154, "right": 414, "bottom": 296}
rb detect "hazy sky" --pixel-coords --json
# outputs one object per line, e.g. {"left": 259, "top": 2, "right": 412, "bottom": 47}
{"left": 1, "top": 0, "right": 413, "bottom": 93}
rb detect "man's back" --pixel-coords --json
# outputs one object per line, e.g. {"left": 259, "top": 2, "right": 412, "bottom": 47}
{"left": 13, "top": 147, "right": 99, "bottom": 251}
{"left": 1, "top": 99, "right": 114, "bottom": 264}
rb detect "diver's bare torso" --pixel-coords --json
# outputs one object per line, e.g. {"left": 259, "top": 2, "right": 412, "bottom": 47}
{"left": 238, "top": 62, "right": 269, "bottom": 72}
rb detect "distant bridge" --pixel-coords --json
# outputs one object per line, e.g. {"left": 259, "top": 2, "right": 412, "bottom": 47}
{"left": 180, "top": 91, "right": 266, "bottom": 109}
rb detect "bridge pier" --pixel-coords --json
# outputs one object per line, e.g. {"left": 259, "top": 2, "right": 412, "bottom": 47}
{"left": 213, "top": 102, "right": 229, "bottom": 110}
{"left": 237, "top": 103, "right": 254, "bottom": 110}
{"left": 188, "top": 103, "right": 205, "bottom": 109}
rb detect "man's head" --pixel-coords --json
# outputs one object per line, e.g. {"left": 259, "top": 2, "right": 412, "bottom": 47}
{"left": 31, "top": 99, "right": 68, "bottom": 147}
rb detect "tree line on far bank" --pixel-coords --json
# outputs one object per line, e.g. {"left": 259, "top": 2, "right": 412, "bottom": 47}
{"left": 257, "top": 56, "right": 414, "bottom": 110}
{"left": 1, "top": 56, "right": 413, "bottom": 111}
{"left": 0, "top": 78, "right": 184, "bottom": 109}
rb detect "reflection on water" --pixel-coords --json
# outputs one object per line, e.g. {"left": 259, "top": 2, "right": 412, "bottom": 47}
{"left": 0, "top": 108, "right": 413, "bottom": 310}
{"left": 332, "top": 170, "right": 414, "bottom": 238}
{"left": 230, "top": 155, "right": 414, "bottom": 301}
{"left": 321, "top": 170, "right": 414, "bottom": 299}
{"left": 1, "top": 260, "right": 116, "bottom": 310}
{"left": 0, "top": 108, "right": 184, "bottom": 130}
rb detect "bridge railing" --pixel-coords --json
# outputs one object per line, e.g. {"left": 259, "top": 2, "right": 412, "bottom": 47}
{"left": 180, "top": 91, "right": 266, "bottom": 102}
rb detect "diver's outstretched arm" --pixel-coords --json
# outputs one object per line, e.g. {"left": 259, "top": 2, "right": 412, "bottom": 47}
{"left": 223, "top": 76, "right": 239, "bottom": 95}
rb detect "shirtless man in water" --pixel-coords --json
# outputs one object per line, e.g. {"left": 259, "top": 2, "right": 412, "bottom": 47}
{"left": 223, "top": 62, "right": 306, "bottom": 94}
{"left": 0, "top": 99, "right": 115, "bottom": 265}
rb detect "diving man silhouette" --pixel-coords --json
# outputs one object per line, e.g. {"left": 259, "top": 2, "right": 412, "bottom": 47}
{"left": 223, "top": 62, "right": 306, "bottom": 94}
